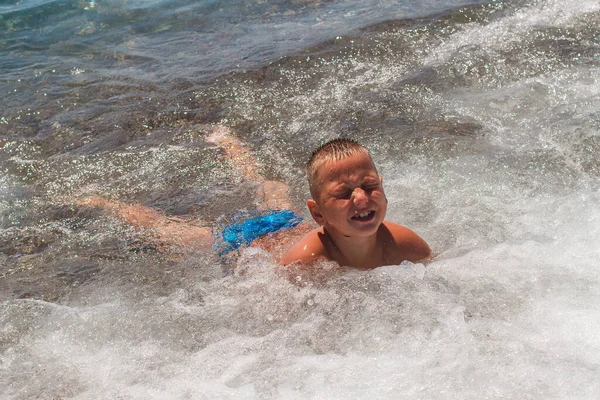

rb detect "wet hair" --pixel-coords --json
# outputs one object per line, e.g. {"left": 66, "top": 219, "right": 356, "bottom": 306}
{"left": 306, "top": 138, "right": 373, "bottom": 199}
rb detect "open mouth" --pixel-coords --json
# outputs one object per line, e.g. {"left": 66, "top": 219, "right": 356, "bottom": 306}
{"left": 351, "top": 210, "right": 375, "bottom": 222}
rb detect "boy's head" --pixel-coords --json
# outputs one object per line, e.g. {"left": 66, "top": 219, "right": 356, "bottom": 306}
{"left": 305, "top": 139, "right": 387, "bottom": 238}
{"left": 306, "top": 139, "right": 374, "bottom": 199}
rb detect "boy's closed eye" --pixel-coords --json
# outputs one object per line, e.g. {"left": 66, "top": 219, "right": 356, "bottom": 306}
{"left": 362, "top": 184, "right": 381, "bottom": 194}
{"left": 334, "top": 190, "right": 353, "bottom": 200}
{"left": 333, "top": 184, "right": 380, "bottom": 199}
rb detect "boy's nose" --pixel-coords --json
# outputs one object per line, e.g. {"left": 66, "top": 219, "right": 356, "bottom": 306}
{"left": 352, "top": 188, "right": 368, "bottom": 206}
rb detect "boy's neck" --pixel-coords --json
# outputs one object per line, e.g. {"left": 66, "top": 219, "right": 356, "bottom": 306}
{"left": 324, "top": 227, "right": 383, "bottom": 269}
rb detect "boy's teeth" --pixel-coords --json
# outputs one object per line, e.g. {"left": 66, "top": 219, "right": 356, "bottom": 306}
{"left": 352, "top": 211, "right": 373, "bottom": 220}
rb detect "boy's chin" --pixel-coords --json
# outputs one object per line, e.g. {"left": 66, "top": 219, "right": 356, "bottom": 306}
{"left": 326, "top": 222, "right": 380, "bottom": 238}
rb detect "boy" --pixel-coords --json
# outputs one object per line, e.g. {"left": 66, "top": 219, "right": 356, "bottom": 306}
{"left": 77, "top": 129, "right": 430, "bottom": 269}
{"left": 280, "top": 138, "right": 431, "bottom": 269}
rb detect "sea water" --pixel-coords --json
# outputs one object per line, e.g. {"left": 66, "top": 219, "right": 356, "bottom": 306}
{"left": 1, "top": 0, "right": 600, "bottom": 398}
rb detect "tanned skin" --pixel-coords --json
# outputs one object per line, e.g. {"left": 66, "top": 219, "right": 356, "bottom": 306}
{"left": 76, "top": 129, "right": 431, "bottom": 270}
{"left": 280, "top": 153, "right": 431, "bottom": 269}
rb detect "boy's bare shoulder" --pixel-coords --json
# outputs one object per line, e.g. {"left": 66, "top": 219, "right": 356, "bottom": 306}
{"left": 381, "top": 221, "right": 432, "bottom": 263}
{"left": 279, "top": 227, "right": 329, "bottom": 266}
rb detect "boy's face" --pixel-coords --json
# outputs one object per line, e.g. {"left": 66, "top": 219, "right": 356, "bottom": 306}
{"left": 308, "top": 152, "right": 387, "bottom": 238}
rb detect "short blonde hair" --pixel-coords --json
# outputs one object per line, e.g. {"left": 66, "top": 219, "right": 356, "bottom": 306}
{"left": 306, "top": 138, "right": 373, "bottom": 199}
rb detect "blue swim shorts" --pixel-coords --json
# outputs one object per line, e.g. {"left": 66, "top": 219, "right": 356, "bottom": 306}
{"left": 213, "top": 209, "right": 303, "bottom": 255}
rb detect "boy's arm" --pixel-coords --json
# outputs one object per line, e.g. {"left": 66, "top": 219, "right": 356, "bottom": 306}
{"left": 384, "top": 222, "right": 432, "bottom": 263}
{"left": 279, "top": 228, "right": 328, "bottom": 266}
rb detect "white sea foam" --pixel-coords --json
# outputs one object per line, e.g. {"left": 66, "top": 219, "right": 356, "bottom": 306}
{"left": 422, "top": 0, "right": 600, "bottom": 67}
{"left": 3, "top": 202, "right": 600, "bottom": 399}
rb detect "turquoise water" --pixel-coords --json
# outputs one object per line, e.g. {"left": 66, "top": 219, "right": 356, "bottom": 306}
{"left": 2, "top": 0, "right": 600, "bottom": 398}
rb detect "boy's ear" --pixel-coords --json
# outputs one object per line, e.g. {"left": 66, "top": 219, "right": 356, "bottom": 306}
{"left": 380, "top": 176, "right": 383, "bottom": 184}
{"left": 307, "top": 199, "right": 325, "bottom": 225}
